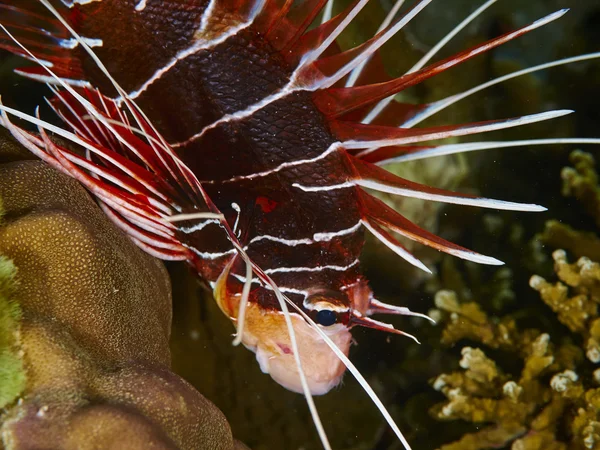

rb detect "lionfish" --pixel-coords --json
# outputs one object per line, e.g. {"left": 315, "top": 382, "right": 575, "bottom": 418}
{"left": 1, "top": 0, "right": 598, "bottom": 448}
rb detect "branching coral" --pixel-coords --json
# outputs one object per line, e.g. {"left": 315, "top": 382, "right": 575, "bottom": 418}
{"left": 530, "top": 250, "right": 600, "bottom": 364}
{"left": 432, "top": 290, "right": 522, "bottom": 350}
{"left": 430, "top": 313, "right": 593, "bottom": 449}
{"left": 561, "top": 151, "right": 600, "bottom": 226}
{"left": 430, "top": 251, "right": 600, "bottom": 450}
{"left": 539, "top": 221, "right": 600, "bottom": 262}
{"left": 427, "top": 146, "right": 600, "bottom": 450}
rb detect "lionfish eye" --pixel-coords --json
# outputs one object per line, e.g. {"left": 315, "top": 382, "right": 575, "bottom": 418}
{"left": 316, "top": 309, "right": 338, "bottom": 327}
{"left": 304, "top": 290, "right": 349, "bottom": 327}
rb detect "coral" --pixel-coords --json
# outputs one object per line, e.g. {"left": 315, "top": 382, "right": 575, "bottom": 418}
{"left": 0, "top": 255, "right": 25, "bottom": 409}
{"left": 430, "top": 249, "right": 600, "bottom": 450}
{"left": 433, "top": 290, "right": 521, "bottom": 350}
{"left": 0, "top": 130, "right": 246, "bottom": 450}
{"left": 530, "top": 250, "right": 600, "bottom": 364}
{"left": 427, "top": 144, "right": 600, "bottom": 449}
{"left": 430, "top": 319, "right": 594, "bottom": 449}
{"left": 561, "top": 151, "right": 600, "bottom": 226}
{"left": 539, "top": 221, "right": 600, "bottom": 262}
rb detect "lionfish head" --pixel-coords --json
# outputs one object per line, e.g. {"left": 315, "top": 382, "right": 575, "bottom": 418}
{"left": 214, "top": 263, "right": 428, "bottom": 394}
{"left": 214, "top": 263, "right": 371, "bottom": 394}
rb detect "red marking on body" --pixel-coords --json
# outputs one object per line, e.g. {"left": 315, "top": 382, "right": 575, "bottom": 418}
{"left": 277, "top": 343, "right": 292, "bottom": 355}
{"left": 256, "top": 196, "right": 278, "bottom": 213}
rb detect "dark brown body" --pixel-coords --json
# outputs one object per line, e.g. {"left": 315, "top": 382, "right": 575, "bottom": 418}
{"left": 75, "top": 0, "right": 364, "bottom": 311}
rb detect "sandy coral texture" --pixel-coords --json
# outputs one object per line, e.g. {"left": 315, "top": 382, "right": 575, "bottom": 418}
{"left": 0, "top": 130, "right": 246, "bottom": 450}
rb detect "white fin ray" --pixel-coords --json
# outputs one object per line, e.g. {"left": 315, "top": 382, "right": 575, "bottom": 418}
{"left": 362, "top": 0, "right": 498, "bottom": 124}
{"left": 357, "top": 178, "right": 546, "bottom": 212}
{"left": 344, "top": 109, "right": 573, "bottom": 150}
{"left": 361, "top": 219, "right": 432, "bottom": 274}
{"left": 297, "top": 0, "right": 371, "bottom": 70}
{"left": 402, "top": 51, "right": 600, "bottom": 129}
{"left": 313, "top": 0, "right": 432, "bottom": 90}
{"left": 321, "top": 0, "right": 335, "bottom": 24}
{"left": 373, "top": 138, "right": 600, "bottom": 164}
{"left": 233, "top": 256, "right": 253, "bottom": 346}
{"left": 345, "top": 0, "right": 407, "bottom": 87}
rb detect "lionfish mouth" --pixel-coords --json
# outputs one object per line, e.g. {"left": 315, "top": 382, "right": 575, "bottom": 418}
{"left": 213, "top": 253, "right": 353, "bottom": 395}
{"left": 0, "top": 0, "right": 598, "bottom": 449}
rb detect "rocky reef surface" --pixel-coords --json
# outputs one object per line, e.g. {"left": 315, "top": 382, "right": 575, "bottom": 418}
{"left": 0, "top": 130, "right": 247, "bottom": 450}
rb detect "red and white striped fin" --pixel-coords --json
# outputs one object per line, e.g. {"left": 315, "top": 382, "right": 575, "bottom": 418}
{"left": 358, "top": 190, "right": 504, "bottom": 266}
{"left": 350, "top": 155, "right": 546, "bottom": 212}
{"left": 0, "top": 1, "right": 85, "bottom": 82}
{"left": 0, "top": 92, "right": 206, "bottom": 261}
{"left": 312, "top": 9, "right": 567, "bottom": 117}
{"left": 331, "top": 109, "right": 573, "bottom": 150}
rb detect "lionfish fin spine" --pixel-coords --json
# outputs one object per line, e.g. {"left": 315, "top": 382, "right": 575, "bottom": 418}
{"left": 321, "top": 0, "right": 335, "bottom": 24}
{"left": 358, "top": 191, "right": 504, "bottom": 266}
{"left": 345, "top": 0, "right": 407, "bottom": 87}
{"left": 371, "top": 138, "right": 600, "bottom": 165}
{"left": 285, "top": 0, "right": 355, "bottom": 66}
{"left": 367, "top": 299, "right": 436, "bottom": 323}
{"left": 296, "top": 0, "right": 370, "bottom": 69}
{"left": 334, "top": 109, "right": 573, "bottom": 149}
{"left": 308, "top": 0, "right": 432, "bottom": 90}
{"left": 355, "top": 145, "right": 435, "bottom": 163}
{"left": 362, "top": 0, "right": 498, "bottom": 123}
{"left": 315, "top": 8, "right": 567, "bottom": 117}
{"left": 402, "top": 51, "right": 600, "bottom": 128}
{"left": 351, "top": 155, "right": 546, "bottom": 212}
{"left": 100, "top": 205, "right": 190, "bottom": 258}
{"left": 360, "top": 220, "right": 432, "bottom": 274}
{"left": 351, "top": 311, "right": 421, "bottom": 343}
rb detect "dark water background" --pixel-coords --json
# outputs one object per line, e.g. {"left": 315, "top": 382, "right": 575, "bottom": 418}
{"left": 1, "top": 0, "right": 599, "bottom": 449}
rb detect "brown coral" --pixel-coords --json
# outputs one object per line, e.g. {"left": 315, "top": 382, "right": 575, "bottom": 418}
{"left": 530, "top": 250, "right": 600, "bottom": 364}
{"left": 538, "top": 221, "right": 600, "bottom": 262}
{"left": 428, "top": 148, "right": 600, "bottom": 450}
{"left": 561, "top": 151, "right": 600, "bottom": 227}
{"left": 0, "top": 130, "right": 245, "bottom": 450}
{"left": 430, "top": 248, "right": 600, "bottom": 450}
